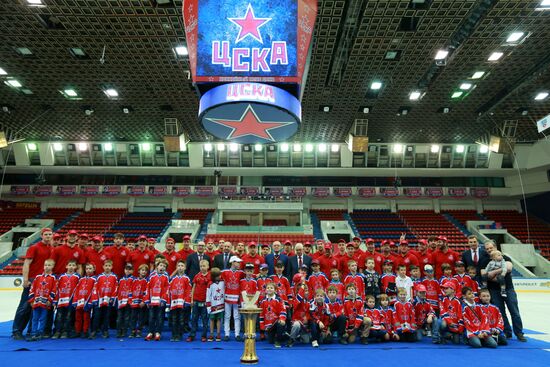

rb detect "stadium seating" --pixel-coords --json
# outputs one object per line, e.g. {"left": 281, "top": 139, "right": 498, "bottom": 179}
{"left": 0, "top": 258, "right": 24, "bottom": 276}
{"left": 443, "top": 210, "right": 485, "bottom": 226}
{"left": 179, "top": 209, "right": 214, "bottom": 223}
{"left": 0, "top": 206, "right": 42, "bottom": 235}
{"left": 103, "top": 211, "right": 174, "bottom": 244}
{"left": 39, "top": 208, "right": 80, "bottom": 227}
{"left": 55, "top": 208, "right": 127, "bottom": 238}
{"left": 399, "top": 210, "right": 469, "bottom": 250}
{"left": 311, "top": 210, "right": 346, "bottom": 221}
{"left": 349, "top": 210, "right": 414, "bottom": 244}
{"left": 484, "top": 210, "right": 550, "bottom": 259}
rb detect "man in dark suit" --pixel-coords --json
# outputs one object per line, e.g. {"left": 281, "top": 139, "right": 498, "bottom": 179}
{"left": 461, "top": 235, "right": 489, "bottom": 279}
{"left": 264, "top": 241, "right": 288, "bottom": 275}
{"left": 186, "top": 241, "right": 211, "bottom": 281}
{"left": 287, "top": 243, "right": 312, "bottom": 278}
{"left": 213, "top": 241, "right": 234, "bottom": 270}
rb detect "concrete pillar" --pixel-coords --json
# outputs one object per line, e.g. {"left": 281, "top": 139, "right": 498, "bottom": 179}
{"left": 13, "top": 143, "right": 30, "bottom": 166}
{"left": 38, "top": 143, "right": 55, "bottom": 166}
{"left": 433, "top": 199, "right": 440, "bottom": 213}
{"left": 188, "top": 143, "right": 203, "bottom": 169}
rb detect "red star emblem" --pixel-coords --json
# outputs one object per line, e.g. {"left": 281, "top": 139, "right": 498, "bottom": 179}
{"left": 228, "top": 4, "right": 271, "bottom": 44}
{"left": 206, "top": 105, "right": 291, "bottom": 142}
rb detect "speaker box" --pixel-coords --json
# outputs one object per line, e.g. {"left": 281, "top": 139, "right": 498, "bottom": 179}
{"left": 347, "top": 134, "right": 369, "bottom": 153}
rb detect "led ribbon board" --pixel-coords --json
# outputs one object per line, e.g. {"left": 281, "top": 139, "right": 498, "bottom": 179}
{"left": 183, "top": 0, "right": 317, "bottom": 85}
{"left": 199, "top": 82, "right": 301, "bottom": 143}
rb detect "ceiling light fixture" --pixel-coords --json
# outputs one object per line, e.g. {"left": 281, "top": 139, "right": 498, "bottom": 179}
{"left": 229, "top": 143, "right": 239, "bottom": 152}
{"left": 104, "top": 143, "right": 113, "bottom": 152}
{"left": 331, "top": 144, "right": 340, "bottom": 153}
{"left": 488, "top": 52, "right": 504, "bottom": 61}
{"left": 254, "top": 144, "right": 262, "bottom": 152}
{"left": 293, "top": 143, "right": 301, "bottom": 152}
{"left": 535, "top": 92, "right": 549, "bottom": 101}
{"left": 393, "top": 144, "right": 403, "bottom": 154}
{"left": 204, "top": 143, "right": 213, "bottom": 152}
{"left": 506, "top": 31, "right": 525, "bottom": 44}
{"left": 53, "top": 143, "right": 63, "bottom": 152}
{"left": 103, "top": 88, "right": 119, "bottom": 98}
{"left": 280, "top": 143, "right": 289, "bottom": 152}
{"left": 318, "top": 143, "right": 327, "bottom": 152}
{"left": 5, "top": 79, "right": 22, "bottom": 88}
{"left": 305, "top": 143, "right": 314, "bottom": 152}
{"left": 479, "top": 145, "right": 489, "bottom": 154}
{"left": 434, "top": 50, "right": 449, "bottom": 60}
{"left": 459, "top": 82, "right": 473, "bottom": 90}
{"left": 471, "top": 71, "right": 486, "bottom": 79}
{"left": 174, "top": 46, "right": 188, "bottom": 56}
{"left": 77, "top": 142, "right": 88, "bottom": 151}
{"left": 370, "top": 81, "right": 383, "bottom": 90}
{"left": 0, "top": 67, "right": 7, "bottom": 75}
{"left": 409, "top": 91, "right": 422, "bottom": 100}
{"left": 456, "top": 145, "right": 465, "bottom": 153}
{"left": 27, "top": 143, "right": 37, "bottom": 151}
{"left": 430, "top": 145, "right": 440, "bottom": 153}
{"left": 217, "top": 143, "right": 225, "bottom": 151}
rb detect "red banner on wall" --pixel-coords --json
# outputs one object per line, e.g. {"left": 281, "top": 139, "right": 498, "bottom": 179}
{"left": 448, "top": 187, "right": 467, "bottom": 198}
{"left": 172, "top": 186, "right": 191, "bottom": 197}
{"left": 380, "top": 187, "right": 399, "bottom": 197}
{"left": 80, "top": 185, "right": 99, "bottom": 196}
{"left": 240, "top": 187, "right": 259, "bottom": 196}
{"left": 404, "top": 187, "right": 422, "bottom": 198}
{"left": 10, "top": 186, "right": 31, "bottom": 196}
{"left": 127, "top": 185, "right": 145, "bottom": 196}
{"left": 470, "top": 187, "right": 490, "bottom": 198}
{"left": 425, "top": 187, "right": 444, "bottom": 198}
{"left": 102, "top": 186, "right": 121, "bottom": 196}
{"left": 149, "top": 186, "right": 167, "bottom": 196}
{"left": 219, "top": 186, "right": 237, "bottom": 197}
{"left": 289, "top": 187, "right": 306, "bottom": 197}
{"left": 57, "top": 185, "right": 77, "bottom": 196}
{"left": 358, "top": 187, "right": 376, "bottom": 198}
{"left": 333, "top": 187, "right": 352, "bottom": 198}
{"left": 265, "top": 187, "right": 284, "bottom": 196}
{"left": 33, "top": 186, "right": 53, "bottom": 197}
{"left": 312, "top": 187, "right": 330, "bottom": 198}
{"left": 195, "top": 186, "right": 214, "bottom": 197}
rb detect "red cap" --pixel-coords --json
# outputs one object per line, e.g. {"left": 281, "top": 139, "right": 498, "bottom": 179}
{"left": 205, "top": 238, "right": 213, "bottom": 243}
{"left": 261, "top": 243, "right": 269, "bottom": 248}
{"left": 283, "top": 240, "right": 292, "bottom": 245}
{"left": 381, "top": 240, "right": 390, "bottom": 246}
{"left": 248, "top": 241, "right": 257, "bottom": 248}
{"left": 304, "top": 242, "right": 312, "bottom": 247}
{"left": 53, "top": 233, "right": 62, "bottom": 239}
{"left": 292, "top": 273, "right": 305, "bottom": 284}
{"left": 338, "top": 239, "right": 346, "bottom": 243}
{"left": 417, "top": 239, "right": 427, "bottom": 245}
{"left": 415, "top": 284, "right": 427, "bottom": 292}
{"left": 137, "top": 235, "right": 147, "bottom": 240}
{"left": 324, "top": 243, "right": 333, "bottom": 250}
{"left": 79, "top": 233, "right": 89, "bottom": 239}
{"left": 346, "top": 242, "right": 355, "bottom": 248}
{"left": 166, "top": 237, "right": 175, "bottom": 243}
{"left": 92, "top": 236, "right": 103, "bottom": 242}
{"left": 183, "top": 235, "right": 191, "bottom": 240}
{"left": 442, "top": 281, "right": 456, "bottom": 290}
{"left": 68, "top": 230, "right": 79, "bottom": 236}
{"left": 437, "top": 235, "right": 448, "bottom": 242}
{"left": 41, "top": 228, "right": 53, "bottom": 234}
{"left": 311, "top": 259, "right": 320, "bottom": 265}
{"left": 147, "top": 238, "right": 156, "bottom": 243}
{"left": 399, "top": 240, "right": 409, "bottom": 246}
{"left": 353, "top": 236, "right": 361, "bottom": 241}
{"left": 366, "top": 238, "right": 374, "bottom": 243}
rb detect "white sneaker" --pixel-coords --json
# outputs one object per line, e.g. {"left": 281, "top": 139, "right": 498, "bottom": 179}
{"left": 427, "top": 331, "right": 432, "bottom": 337}
{"left": 312, "top": 340, "right": 319, "bottom": 348}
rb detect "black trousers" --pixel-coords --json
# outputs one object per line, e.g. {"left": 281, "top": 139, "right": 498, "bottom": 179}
{"left": 54, "top": 307, "right": 73, "bottom": 334}
{"left": 266, "top": 322, "right": 285, "bottom": 344}
{"left": 116, "top": 307, "right": 131, "bottom": 333}
{"left": 92, "top": 306, "right": 111, "bottom": 333}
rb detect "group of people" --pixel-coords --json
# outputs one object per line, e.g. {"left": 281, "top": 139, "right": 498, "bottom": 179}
{"left": 12, "top": 227, "right": 526, "bottom": 348}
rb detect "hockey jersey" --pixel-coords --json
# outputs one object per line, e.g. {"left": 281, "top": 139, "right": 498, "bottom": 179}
{"left": 379, "top": 306, "right": 394, "bottom": 334}
{"left": 72, "top": 276, "right": 96, "bottom": 310}
{"left": 328, "top": 280, "right": 345, "bottom": 301}
{"left": 454, "top": 274, "right": 477, "bottom": 296}
{"left": 55, "top": 272, "right": 80, "bottom": 308}
{"left": 206, "top": 280, "right": 225, "bottom": 314}
{"left": 259, "top": 295, "right": 287, "bottom": 330}
{"left": 169, "top": 274, "right": 192, "bottom": 309}
{"left": 91, "top": 272, "right": 118, "bottom": 307}
{"left": 130, "top": 277, "right": 148, "bottom": 308}
{"left": 439, "top": 276, "right": 460, "bottom": 297}
{"left": 29, "top": 273, "right": 57, "bottom": 309}
{"left": 343, "top": 273, "right": 365, "bottom": 298}
{"left": 240, "top": 277, "right": 258, "bottom": 302}
{"left": 439, "top": 296, "right": 464, "bottom": 333}
{"left": 145, "top": 271, "right": 170, "bottom": 306}
{"left": 309, "top": 301, "right": 332, "bottom": 330}
{"left": 413, "top": 297, "right": 435, "bottom": 325}
{"left": 291, "top": 293, "right": 311, "bottom": 324}
{"left": 462, "top": 301, "right": 490, "bottom": 338}
{"left": 327, "top": 298, "right": 344, "bottom": 318}
{"left": 380, "top": 273, "right": 397, "bottom": 302}
{"left": 307, "top": 272, "right": 329, "bottom": 293}
{"left": 393, "top": 300, "right": 417, "bottom": 332}
{"left": 117, "top": 276, "right": 134, "bottom": 309}
{"left": 343, "top": 297, "right": 365, "bottom": 330}
{"left": 221, "top": 269, "right": 245, "bottom": 304}
{"left": 256, "top": 275, "right": 270, "bottom": 300}
{"left": 481, "top": 303, "right": 505, "bottom": 334}
{"left": 421, "top": 278, "right": 441, "bottom": 309}
{"left": 365, "top": 307, "right": 385, "bottom": 331}
{"left": 270, "top": 274, "right": 292, "bottom": 304}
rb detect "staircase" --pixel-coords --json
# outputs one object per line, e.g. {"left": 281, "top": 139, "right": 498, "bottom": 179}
{"left": 310, "top": 212, "right": 323, "bottom": 240}
{"left": 442, "top": 213, "right": 472, "bottom": 237}
{"left": 197, "top": 212, "right": 214, "bottom": 241}
{"left": 344, "top": 212, "right": 360, "bottom": 239}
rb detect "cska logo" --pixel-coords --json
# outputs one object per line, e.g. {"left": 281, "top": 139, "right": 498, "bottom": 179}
{"left": 212, "top": 4, "right": 288, "bottom": 73}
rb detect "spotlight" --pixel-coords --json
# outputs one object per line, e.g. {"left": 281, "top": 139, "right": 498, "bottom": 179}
{"left": 393, "top": 144, "right": 403, "bottom": 153}
{"left": 217, "top": 143, "right": 225, "bottom": 151}
{"left": 430, "top": 145, "right": 440, "bottom": 153}
{"left": 280, "top": 143, "right": 289, "bottom": 152}
{"left": 27, "top": 143, "right": 37, "bottom": 151}
{"left": 331, "top": 144, "right": 340, "bottom": 153}
{"left": 488, "top": 52, "right": 504, "bottom": 61}
{"left": 229, "top": 143, "right": 238, "bottom": 152}
{"left": 479, "top": 145, "right": 489, "bottom": 154}
{"left": 78, "top": 142, "right": 88, "bottom": 151}
{"left": 318, "top": 143, "right": 327, "bottom": 152}
{"left": 141, "top": 143, "right": 151, "bottom": 152}
{"left": 204, "top": 143, "right": 213, "bottom": 152}
{"left": 254, "top": 144, "right": 262, "bottom": 152}
{"left": 104, "top": 143, "right": 113, "bottom": 152}
{"left": 53, "top": 143, "right": 63, "bottom": 152}
{"left": 434, "top": 50, "right": 448, "bottom": 60}
{"left": 305, "top": 143, "right": 313, "bottom": 152}
{"left": 293, "top": 143, "right": 301, "bottom": 152}
{"left": 456, "top": 145, "right": 465, "bottom": 153}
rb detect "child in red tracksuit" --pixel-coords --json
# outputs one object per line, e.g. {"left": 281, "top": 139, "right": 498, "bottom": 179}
{"left": 28, "top": 259, "right": 57, "bottom": 341}
{"left": 145, "top": 259, "right": 170, "bottom": 341}
{"left": 90, "top": 260, "right": 118, "bottom": 339}
{"left": 129, "top": 264, "right": 149, "bottom": 338}
{"left": 170, "top": 260, "right": 192, "bottom": 342}
{"left": 438, "top": 281, "right": 464, "bottom": 344}
{"left": 73, "top": 263, "right": 96, "bottom": 337}
{"left": 378, "top": 294, "right": 395, "bottom": 339}
{"left": 116, "top": 264, "right": 134, "bottom": 338}
{"left": 53, "top": 259, "right": 80, "bottom": 339}
{"left": 326, "top": 285, "right": 346, "bottom": 344}
{"left": 393, "top": 287, "right": 417, "bottom": 342}
{"left": 259, "top": 282, "right": 287, "bottom": 348}
{"left": 270, "top": 262, "right": 292, "bottom": 306}
{"left": 287, "top": 284, "right": 311, "bottom": 347}
{"left": 309, "top": 289, "right": 332, "bottom": 347}
{"left": 479, "top": 288, "right": 507, "bottom": 345}
{"left": 364, "top": 294, "right": 390, "bottom": 342}
{"left": 342, "top": 283, "right": 367, "bottom": 344}
{"left": 462, "top": 286, "right": 497, "bottom": 348}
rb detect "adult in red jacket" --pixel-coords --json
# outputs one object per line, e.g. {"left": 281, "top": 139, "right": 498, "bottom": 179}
{"left": 86, "top": 237, "right": 112, "bottom": 276}
{"left": 241, "top": 242, "right": 265, "bottom": 275}
{"left": 162, "top": 237, "right": 181, "bottom": 276}
{"left": 380, "top": 241, "right": 398, "bottom": 272}
{"left": 432, "top": 237, "right": 459, "bottom": 279}
{"left": 411, "top": 239, "right": 433, "bottom": 276}
{"left": 126, "top": 236, "right": 153, "bottom": 272}
{"left": 51, "top": 230, "right": 86, "bottom": 275}
{"left": 104, "top": 232, "right": 130, "bottom": 278}
{"left": 318, "top": 243, "right": 339, "bottom": 276}
{"left": 339, "top": 243, "right": 365, "bottom": 275}
{"left": 178, "top": 235, "right": 195, "bottom": 261}
{"left": 363, "top": 238, "right": 384, "bottom": 273}
{"left": 394, "top": 241, "right": 419, "bottom": 276}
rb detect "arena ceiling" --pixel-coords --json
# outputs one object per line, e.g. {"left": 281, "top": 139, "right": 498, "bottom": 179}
{"left": 0, "top": 0, "right": 550, "bottom": 145}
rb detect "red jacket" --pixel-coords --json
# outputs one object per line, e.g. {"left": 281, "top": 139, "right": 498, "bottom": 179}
{"left": 86, "top": 249, "right": 111, "bottom": 276}
{"left": 104, "top": 245, "right": 130, "bottom": 278}
{"left": 259, "top": 295, "right": 287, "bottom": 330}
{"left": 55, "top": 272, "right": 80, "bottom": 308}
{"left": 169, "top": 274, "right": 192, "bottom": 309}
{"left": 433, "top": 249, "right": 459, "bottom": 279}
{"left": 309, "top": 301, "right": 332, "bottom": 330}
{"left": 481, "top": 303, "right": 505, "bottom": 334}
{"left": 439, "top": 276, "right": 461, "bottom": 297}
{"left": 393, "top": 301, "right": 417, "bottom": 332}
{"left": 415, "top": 252, "right": 433, "bottom": 276}
{"left": 145, "top": 271, "right": 170, "bottom": 306}
{"left": 270, "top": 274, "right": 292, "bottom": 304}
{"left": 380, "top": 273, "right": 397, "bottom": 301}
{"left": 413, "top": 297, "right": 435, "bottom": 325}
{"left": 162, "top": 250, "right": 182, "bottom": 276}
{"left": 439, "top": 296, "right": 464, "bottom": 333}
{"left": 239, "top": 277, "right": 258, "bottom": 302}
{"left": 463, "top": 302, "right": 490, "bottom": 338}
{"left": 192, "top": 271, "right": 210, "bottom": 303}
{"left": 365, "top": 307, "right": 386, "bottom": 330}
{"left": 221, "top": 269, "right": 244, "bottom": 304}
{"left": 363, "top": 251, "right": 384, "bottom": 273}
{"left": 29, "top": 273, "right": 57, "bottom": 309}
{"left": 343, "top": 273, "right": 365, "bottom": 298}
{"left": 453, "top": 274, "right": 477, "bottom": 295}
{"left": 379, "top": 307, "right": 394, "bottom": 334}
{"left": 318, "top": 255, "right": 340, "bottom": 277}
{"left": 241, "top": 254, "right": 265, "bottom": 275}
{"left": 328, "top": 280, "right": 345, "bottom": 301}
{"left": 117, "top": 276, "right": 134, "bottom": 309}
{"left": 91, "top": 273, "right": 118, "bottom": 307}
{"left": 307, "top": 272, "right": 329, "bottom": 293}
{"left": 256, "top": 275, "right": 270, "bottom": 300}
{"left": 343, "top": 297, "right": 364, "bottom": 330}
{"left": 291, "top": 293, "right": 311, "bottom": 324}
{"left": 72, "top": 276, "right": 96, "bottom": 310}
{"left": 394, "top": 253, "right": 419, "bottom": 275}
{"left": 130, "top": 277, "right": 148, "bottom": 308}
{"left": 421, "top": 278, "right": 441, "bottom": 309}
{"left": 327, "top": 298, "right": 343, "bottom": 318}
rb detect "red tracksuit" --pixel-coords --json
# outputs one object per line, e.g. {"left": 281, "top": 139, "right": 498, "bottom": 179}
{"left": 259, "top": 295, "right": 287, "bottom": 331}
{"left": 307, "top": 272, "right": 329, "bottom": 293}
{"left": 439, "top": 296, "right": 464, "bottom": 333}
{"left": 145, "top": 271, "right": 170, "bottom": 306}
{"left": 29, "top": 273, "right": 57, "bottom": 309}
{"left": 454, "top": 274, "right": 477, "bottom": 296}
{"left": 365, "top": 307, "right": 386, "bottom": 331}
{"left": 421, "top": 278, "right": 441, "bottom": 310}
{"left": 91, "top": 273, "right": 118, "bottom": 307}
{"left": 130, "top": 277, "right": 148, "bottom": 307}
{"left": 318, "top": 255, "right": 340, "bottom": 277}
{"left": 221, "top": 269, "right": 244, "bottom": 304}
{"left": 462, "top": 302, "right": 490, "bottom": 339}
{"left": 343, "top": 297, "right": 364, "bottom": 330}
{"left": 55, "top": 273, "right": 80, "bottom": 308}
{"left": 393, "top": 301, "right": 417, "bottom": 333}
{"left": 169, "top": 274, "right": 192, "bottom": 309}
{"left": 241, "top": 254, "right": 265, "bottom": 275}
{"left": 117, "top": 276, "right": 134, "bottom": 309}
{"left": 327, "top": 298, "right": 344, "bottom": 318}
{"left": 72, "top": 276, "right": 96, "bottom": 333}
{"left": 270, "top": 274, "right": 292, "bottom": 305}
{"left": 439, "top": 276, "right": 461, "bottom": 297}
{"left": 343, "top": 273, "right": 365, "bottom": 298}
